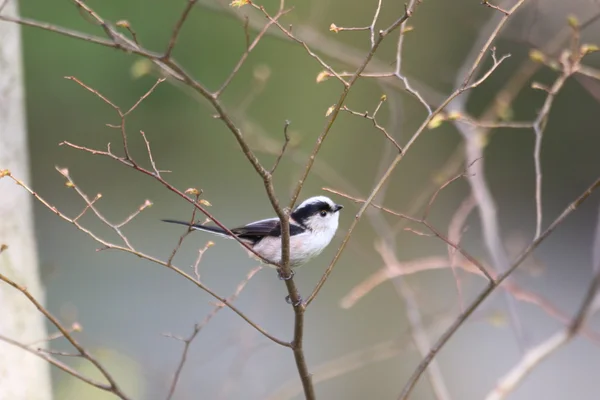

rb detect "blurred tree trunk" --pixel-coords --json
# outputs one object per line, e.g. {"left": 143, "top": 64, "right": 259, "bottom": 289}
{"left": 0, "top": 1, "right": 53, "bottom": 399}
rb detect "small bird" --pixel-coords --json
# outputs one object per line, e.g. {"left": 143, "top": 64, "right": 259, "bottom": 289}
{"left": 162, "top": 196, "right": 343, "bottom": 271}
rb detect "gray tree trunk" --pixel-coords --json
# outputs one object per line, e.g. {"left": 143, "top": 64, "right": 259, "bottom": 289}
{"left": 0, "top": 1, "right": 53, "bottom": 399}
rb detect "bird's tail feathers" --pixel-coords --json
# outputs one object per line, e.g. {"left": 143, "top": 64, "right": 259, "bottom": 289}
{"left": 161, "top": 219, "right": 232, "bottom": 239}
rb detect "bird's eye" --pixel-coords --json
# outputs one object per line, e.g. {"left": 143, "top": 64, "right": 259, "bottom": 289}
{"left": 319, "top": 210, "right": 328, "bottom": 217}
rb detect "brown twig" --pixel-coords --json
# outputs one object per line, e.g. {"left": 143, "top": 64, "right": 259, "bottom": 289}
{"left": 254, "top": 4, "right": 348, "bottom": 86}
{"left": 215, "top": 5, "right": 289, "bottom": 97}
{"left": 270, "top": 120, "right": 291, "bottom": 174}
{"left": 481, "top": 0, "right": 510, "bottom": 15}
{"left": 191, "top": 241, "right": 214, "bottom": 282}
{"left": 166, "top": 191, "right": 202, "bottom": 267}
{"left": 341, "top": 101, "right": 403, "bottom": 152}
{"left": 163, "top": 0, "right": 198, "bottom": 60}
{"left": 0, "top": 333, "right": 121, "bottom": 394}
{"left": 462, "top": 0, "right": 525, "bottom": 87}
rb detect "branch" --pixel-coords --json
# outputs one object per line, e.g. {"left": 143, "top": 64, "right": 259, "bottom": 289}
{"left": 286, "top": 4, "right": 415, "bottom": 208}
{"left": 398, "top": 176, "right": 600, "bottom": 399}
{"left": 0, "top": 334, "right": 119, "bottom": 394}
{"left": 341, "top": 99, "right": 403, "bottom": 152}
{"left": 0, "top": 272, "right": 130, "bottom": 399}
{"left": 484, "top": 202, "right": 600, "bottom": 399}
{"left": 163, "top": 0, "right": 198, "bottom": 60}
{"left": 270, "top": 120, "right": 291, "bottom": 174}
{"left": 165, "top": 266, "right": 262, "bottom": 400}
{"left": 0, "top": 171, "right": 288, "bottom": 347}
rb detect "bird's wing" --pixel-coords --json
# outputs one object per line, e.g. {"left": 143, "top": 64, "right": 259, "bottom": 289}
{"left": 232, "top": 218, "right": 305, "bottom": 239}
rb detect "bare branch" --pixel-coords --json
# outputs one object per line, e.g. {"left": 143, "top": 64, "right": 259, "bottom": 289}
{"left": 341, "top": 102, "right": 403, "bottom": 152}
{"left": 307, "top": 43, "right": 511, "bottom": 306}
{"left": 484, "top": 202, "right": 600, "bottom": 399}
{"left": 481, "top": 0, "right": 510, "bottom": 16}
{"left": 270, "top": 120, "right": 291, "bottom": 174}
{"left": 1, "top": 172, "right": 288, "bottom": 347}
{"left": 165, "top": 266, "right": 262, "bottom": 400}
{"left": 323, "top": 188, "right": 493, "bottom": 282}
{"left": 486, "top": 272, "right": 600, "bottom": 400}
{"left": 398, "top": 176, "right": 600, "bottom": 400}
{"left": 369, "top": 0, "right": 384, "bottom": 48}
{"left": 163, "top": 0, "right": 198, "bottom": 60}
{"left": 462, "top": 0, "right": 525, "bottom": 87}
{"left": 288, "top": 5, "right": 415, "bottom": 209}
{"left": 191, "top": 241, "right": 214, "bottom": 282}
{"left": 0, "top": 273, "right": 130, "bottom": 399}
{"left": 0, "top": 334, "right": 119, "bottom": 395}
{"left": 215, "top": 6, "right": 289, "bottom": 97}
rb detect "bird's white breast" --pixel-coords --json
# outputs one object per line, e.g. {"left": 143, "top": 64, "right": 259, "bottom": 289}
{"left": 252, "top": 229, "right": 336, "bottom": 268}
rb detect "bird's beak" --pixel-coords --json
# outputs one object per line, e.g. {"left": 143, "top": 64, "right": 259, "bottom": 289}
{"left": 334, "top": 204, "right": 344, "bottom": 212}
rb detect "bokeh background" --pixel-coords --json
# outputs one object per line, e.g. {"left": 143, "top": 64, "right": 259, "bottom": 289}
{"left": 7, "top": 0, "right": 600, "bottom": 398}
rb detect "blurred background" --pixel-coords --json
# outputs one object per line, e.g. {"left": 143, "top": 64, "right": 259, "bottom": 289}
{"left": 5, "top": 0, "right": 600, "bottom": 398}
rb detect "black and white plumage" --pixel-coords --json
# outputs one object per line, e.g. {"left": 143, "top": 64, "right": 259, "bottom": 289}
{"left": 162, "top": 196, "right": 343, "bottom": 268}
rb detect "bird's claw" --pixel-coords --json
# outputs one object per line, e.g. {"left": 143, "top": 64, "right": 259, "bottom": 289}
{"left": 277, "top": 268, "right": 295, "bottom": 280}
{"left": 285, "top": 294, "right": 304, "bottom": 307}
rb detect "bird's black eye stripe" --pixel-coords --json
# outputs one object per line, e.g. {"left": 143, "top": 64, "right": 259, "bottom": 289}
{"left": 292, "top": 200, "right": 333, "bottom": 225}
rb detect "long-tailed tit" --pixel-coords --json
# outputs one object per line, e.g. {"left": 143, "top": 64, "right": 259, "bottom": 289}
{"left": 162, "top": 196, "right": 343, "bottom": 271}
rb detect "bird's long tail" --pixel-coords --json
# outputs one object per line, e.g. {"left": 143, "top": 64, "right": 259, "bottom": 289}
{"left": 161, "top": 219, "right": 233, "bottom": 239}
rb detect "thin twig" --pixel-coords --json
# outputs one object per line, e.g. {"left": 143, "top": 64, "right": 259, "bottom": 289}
{"left": 369, "top": 0, "right": 384, "bottom": 48}
{"left": 462, "top": 0, "right": 526, "bottom": 87}
{"left": 270, "top": 120, "right": 291, "bottom": 174}
{"left": 163, "top": 0, "right": 198, "bottom": 60}
{"left": 341, "top": 104, "right": 403, "bottom": 152}
{"left": 0, "top": 334, "right": 118, "bottom": 394}
{"left": 215, "top": 6, "right": 289, "bottom": 97}
{"left": 394, "top": 0, "right": 431, "bottom": 114}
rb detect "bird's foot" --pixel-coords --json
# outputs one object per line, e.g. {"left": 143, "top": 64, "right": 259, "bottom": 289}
{"left": 277, "top": 268, "right": 295, "bottom": 280}
{"left": 285, "top": 294, "right": 304, "bottom": 307}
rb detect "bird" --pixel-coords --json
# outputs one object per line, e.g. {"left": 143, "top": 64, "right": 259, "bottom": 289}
{"left": 162, "top": 196, "right": 343, "bottom": 272}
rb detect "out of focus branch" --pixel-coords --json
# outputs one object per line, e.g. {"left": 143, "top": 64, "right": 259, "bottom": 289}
{"left": 484, "top": 202, "right": 600, "bottom": 400}
{"left": 398, "top": 175, "right": 600, "bottom": 399}
{"left": 0, "top": 271, "right": 130, "bottom": 399}
{"left": 485, "top": 276, "right": 600, "bottom": 400}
